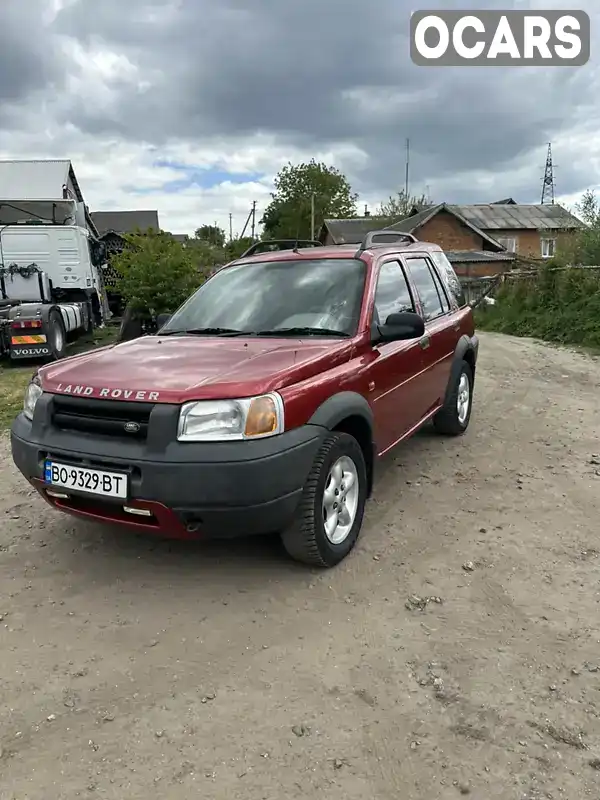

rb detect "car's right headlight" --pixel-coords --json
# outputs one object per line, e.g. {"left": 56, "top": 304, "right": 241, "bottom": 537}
{"left": 23, "top": 375, "right": 43, "bottom": 421}
{"left": 177, "top": 393, "right": 284, "bottom": 442}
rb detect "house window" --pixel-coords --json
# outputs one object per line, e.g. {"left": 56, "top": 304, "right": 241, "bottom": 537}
{"left": 541, "top": 238, "right": 556, "bottom": 258}
{"left": 496, "top": 237, "right": 517, "bottom": 252}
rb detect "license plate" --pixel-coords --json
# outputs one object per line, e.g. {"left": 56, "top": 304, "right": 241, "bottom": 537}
{"left": 44, "top": 460, "right": 128, "bottom": 499}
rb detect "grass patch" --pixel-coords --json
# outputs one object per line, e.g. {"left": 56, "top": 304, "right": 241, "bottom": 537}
{"left": 0, "top": 323, "right": 120, "bottom": 431}
{"left": 475, "top": 265, "right": 600, "bottom": 350}
{"left": 0, "top": 366, "right": 35, "bottom": 430}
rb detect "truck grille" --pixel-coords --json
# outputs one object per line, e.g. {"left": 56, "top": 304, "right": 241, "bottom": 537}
{"left": 51, "top": 395, "right": 153, "bottom": 440}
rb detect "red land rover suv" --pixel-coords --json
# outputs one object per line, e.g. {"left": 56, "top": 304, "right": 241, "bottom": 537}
{"left": 11, "top": 232, "right": 478, "bottom": 568}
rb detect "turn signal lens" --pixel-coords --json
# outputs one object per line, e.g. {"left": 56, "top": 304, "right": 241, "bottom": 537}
{"left": 244, "top": 395, "right": 278, "bottom": 437}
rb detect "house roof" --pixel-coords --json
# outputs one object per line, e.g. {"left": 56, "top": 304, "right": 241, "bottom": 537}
{"left": 91, "top": 210, "right": 160, "bottom": 236}
{"left": 445, "top": 250, "right": 517, "bottom": 263}
{"left": 320, "top": 217, "right": 394, "bottom": 245}
{"left": 384, "top": 203, "right": 505, "bottom": 251}
{"left": 0, "top": 159, "right": 85, "bottom": 202}
{"left": 450, "top": 203, "right": 584, "bottom": 231}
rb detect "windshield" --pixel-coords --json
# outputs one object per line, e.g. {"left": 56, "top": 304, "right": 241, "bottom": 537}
{"left": 161, "top": 258, "right": 366, "bottom": 337}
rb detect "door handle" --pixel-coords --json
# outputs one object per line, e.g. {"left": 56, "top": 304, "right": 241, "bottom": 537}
{"left": 419, "top": 336, "right": 430, "bottom": 350}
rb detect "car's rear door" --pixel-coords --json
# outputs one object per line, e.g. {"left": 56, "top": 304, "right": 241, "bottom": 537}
{"left": 402, "top": 255, "right": 457, "bottom": 415}
{"left": 368, "top": 258, "right": 429, "bottom": 454}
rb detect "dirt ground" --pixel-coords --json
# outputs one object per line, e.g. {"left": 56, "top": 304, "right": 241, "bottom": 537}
{"left": 1, "top": 331, "right": 600, "bottom": 800}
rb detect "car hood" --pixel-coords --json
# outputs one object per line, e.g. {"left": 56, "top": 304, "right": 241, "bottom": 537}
{"left": 39, "top": 334, "right": 354, "bottom": 403}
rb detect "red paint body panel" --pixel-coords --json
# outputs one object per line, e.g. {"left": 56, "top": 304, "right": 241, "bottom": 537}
{"left": 40, "top": 335, "right": 356, "bottom": 404}
{"left": 34, "top": 241, "right": 475, "bottom": 463}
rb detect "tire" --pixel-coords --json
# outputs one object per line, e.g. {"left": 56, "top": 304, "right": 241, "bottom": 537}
{"left": 281, "top": 432, "right": 367, "bottom": 568}
{"left": 82, "top": 300, "right": 94, "bottom": 334}
{"left": 433, "top": 360, "right": 473, "bottom": 436}
{"left": 47, "top": 309, "right": 67, "bottom": 360}
{"left": 119, "top": 306, "right": 144, "bottom": 342}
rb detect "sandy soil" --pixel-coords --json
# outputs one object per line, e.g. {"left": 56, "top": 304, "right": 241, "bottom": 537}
{"left": 1, "top": 331, "right": 600, "bottom": 800}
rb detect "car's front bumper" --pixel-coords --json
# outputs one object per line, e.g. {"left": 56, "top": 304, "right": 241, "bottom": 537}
{"left": 11, "top": 404, "right": 326, "bottom": 539}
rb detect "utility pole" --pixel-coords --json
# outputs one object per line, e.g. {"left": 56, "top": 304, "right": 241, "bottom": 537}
{"left": 229, "top": 213, "right": 233, "bottom": 242}
{"left": 310, "top": 193, "right": 315, "bottom": 240}
{"left": 250, "top": 201, "right": 256, "bottom": 239}
{"left": 404, "top": 138, "right": 410, "bottom": 198}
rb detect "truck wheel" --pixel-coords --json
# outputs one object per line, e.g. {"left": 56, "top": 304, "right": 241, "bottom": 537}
{"left": 47, "top": 309, "right": 67, "bottom": 360}
{"left": 433, "top": 360, "right": 473, "bottom": 436}
{"left": 119, "top": 306, "right": 144, "bottom": 342}
{"left": 82, "top": 301, "right": 93, "bottom": 333}
{"left": 281, "top": 432, "right": 367, "bottom": 568}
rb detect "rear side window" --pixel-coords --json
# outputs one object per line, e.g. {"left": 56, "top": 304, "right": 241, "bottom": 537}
{"left": 429, "top": 250, "right": 466, "bottom": 307}
{"left": 405, "top": 257, "right": 448, "bottom": 321}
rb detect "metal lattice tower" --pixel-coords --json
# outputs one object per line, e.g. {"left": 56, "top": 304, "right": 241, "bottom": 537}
{"left": 541, "top": 143, "right": 555, "bottom": 204}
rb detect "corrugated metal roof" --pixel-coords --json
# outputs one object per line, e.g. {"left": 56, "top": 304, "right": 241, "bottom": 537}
{"left": 445, "top": 250, "right": 517, "bottom": 263}
{"left": 91, "top": 210, "right": 160, "bottom": 235}
{"left": 321, "top": 217, "right": 393, "bottom": 244}
{"left": 385, "top": 206, "right": 440, "bottom": 233}
{"left": 449, "top": 203, "right": 584, "bottom": 230}
{"left": 0, "top": 159, "right": 79, "bottom": 201}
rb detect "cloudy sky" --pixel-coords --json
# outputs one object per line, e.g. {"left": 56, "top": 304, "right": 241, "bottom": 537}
{"left": 0, "top": 0, "right": 597, "bottom": 235}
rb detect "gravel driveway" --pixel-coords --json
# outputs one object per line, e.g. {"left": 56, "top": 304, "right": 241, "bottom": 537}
{"left": 1, "top": 331, "right": 600, "bottom": 800}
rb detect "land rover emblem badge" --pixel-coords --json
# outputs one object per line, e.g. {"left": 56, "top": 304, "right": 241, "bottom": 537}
{"left": 124, "top": 421, "right": 140, "bottom": 433}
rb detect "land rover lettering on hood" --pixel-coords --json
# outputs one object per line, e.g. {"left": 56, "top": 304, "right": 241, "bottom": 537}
{"left": 11, "top": 237, "right": 479, "bottom": 568}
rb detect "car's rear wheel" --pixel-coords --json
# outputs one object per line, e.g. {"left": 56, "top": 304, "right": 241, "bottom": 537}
{"left": 281, "top": 432, "right": 367, "bottom": 567}
{"left": 433, "top": 360, "right": 473, "bottom": 435}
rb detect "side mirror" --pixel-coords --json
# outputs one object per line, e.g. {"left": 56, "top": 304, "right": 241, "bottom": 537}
{"left": 374, "top": 311, "right": 425, "bottom": 343}
{"left": 156, "top": 313, "right": 172, "bottom": 330}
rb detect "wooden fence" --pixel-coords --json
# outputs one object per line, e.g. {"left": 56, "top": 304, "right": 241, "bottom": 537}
{"left": 461, "top": 264, "right": 600, "bottom": 308}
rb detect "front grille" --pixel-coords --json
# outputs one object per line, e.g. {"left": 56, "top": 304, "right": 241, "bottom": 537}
{"left": 51, "top": 395, "right": 154, "bottom": 440}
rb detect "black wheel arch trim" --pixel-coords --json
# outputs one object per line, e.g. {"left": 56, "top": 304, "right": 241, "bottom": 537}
{"left": 443, "top": 334, "right": 477, "bottom": 404}
{"left": 307, "top": 391, "right": 374, "bottom": 432}
{"left": 307, "top": 391, "right": 376, "bottom": 496}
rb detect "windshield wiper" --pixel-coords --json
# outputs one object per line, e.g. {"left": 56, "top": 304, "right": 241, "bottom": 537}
{"left": 160, "top": 327, "right": 245, "bottom": 337}
{"left": 254, "top": 327, "right": 350, "bottom": 338}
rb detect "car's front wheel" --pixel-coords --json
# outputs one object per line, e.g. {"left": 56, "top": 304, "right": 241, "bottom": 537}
{"left": 281, "top": 432, "right": 367, "bottom": 567}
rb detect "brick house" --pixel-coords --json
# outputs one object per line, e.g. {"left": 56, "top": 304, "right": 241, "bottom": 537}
{"left": 319, "top": 200, "right": 585, "bottom": 262}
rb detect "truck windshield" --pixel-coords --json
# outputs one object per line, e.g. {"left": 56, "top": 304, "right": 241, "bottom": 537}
{"left": 160, "top": 258, "right": 366, "bottom": 337}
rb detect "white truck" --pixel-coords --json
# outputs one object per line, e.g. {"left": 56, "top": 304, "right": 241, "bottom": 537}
{"left": 0, "top": 159, "right": 110, "bottom": 361}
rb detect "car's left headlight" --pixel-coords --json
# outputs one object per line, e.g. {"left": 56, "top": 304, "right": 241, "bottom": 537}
{"left": 177, "top": 393, "right": 285, "bottom": 442}
{"left": 23, "top": 375, "right": 43, "bottom": 421}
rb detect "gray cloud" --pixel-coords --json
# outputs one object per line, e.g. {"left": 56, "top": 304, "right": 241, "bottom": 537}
{"left": 0, "top": 1, "right": 66, "bottom": 111}
{"left": 3, "top": 0, "right": 599, "bottom": 205}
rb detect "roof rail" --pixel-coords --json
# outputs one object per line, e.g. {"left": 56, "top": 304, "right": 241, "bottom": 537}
{"left": 240, "top": 239, "right": 323, "bottom": 258}
{"left": 355, "top": 230, "right": 418, "bottom": 256}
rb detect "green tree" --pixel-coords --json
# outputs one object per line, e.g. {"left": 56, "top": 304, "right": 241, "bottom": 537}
{"left": 376, "top": 189, "right": 431, "bottom": 219}
{"left": 194, "top": 224, "right": 226, "bottom": 248}
{"left": 113, "top": 230, "right": 206, "bottom": 317}
{"left": 261, "top": 160, "right": 357, "bottom": 239}
{"left": 549, "top": 190, "right": 600, "bottom": 266}
{"left": 225, "top": 237, "right": 255, "bottom": 259}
